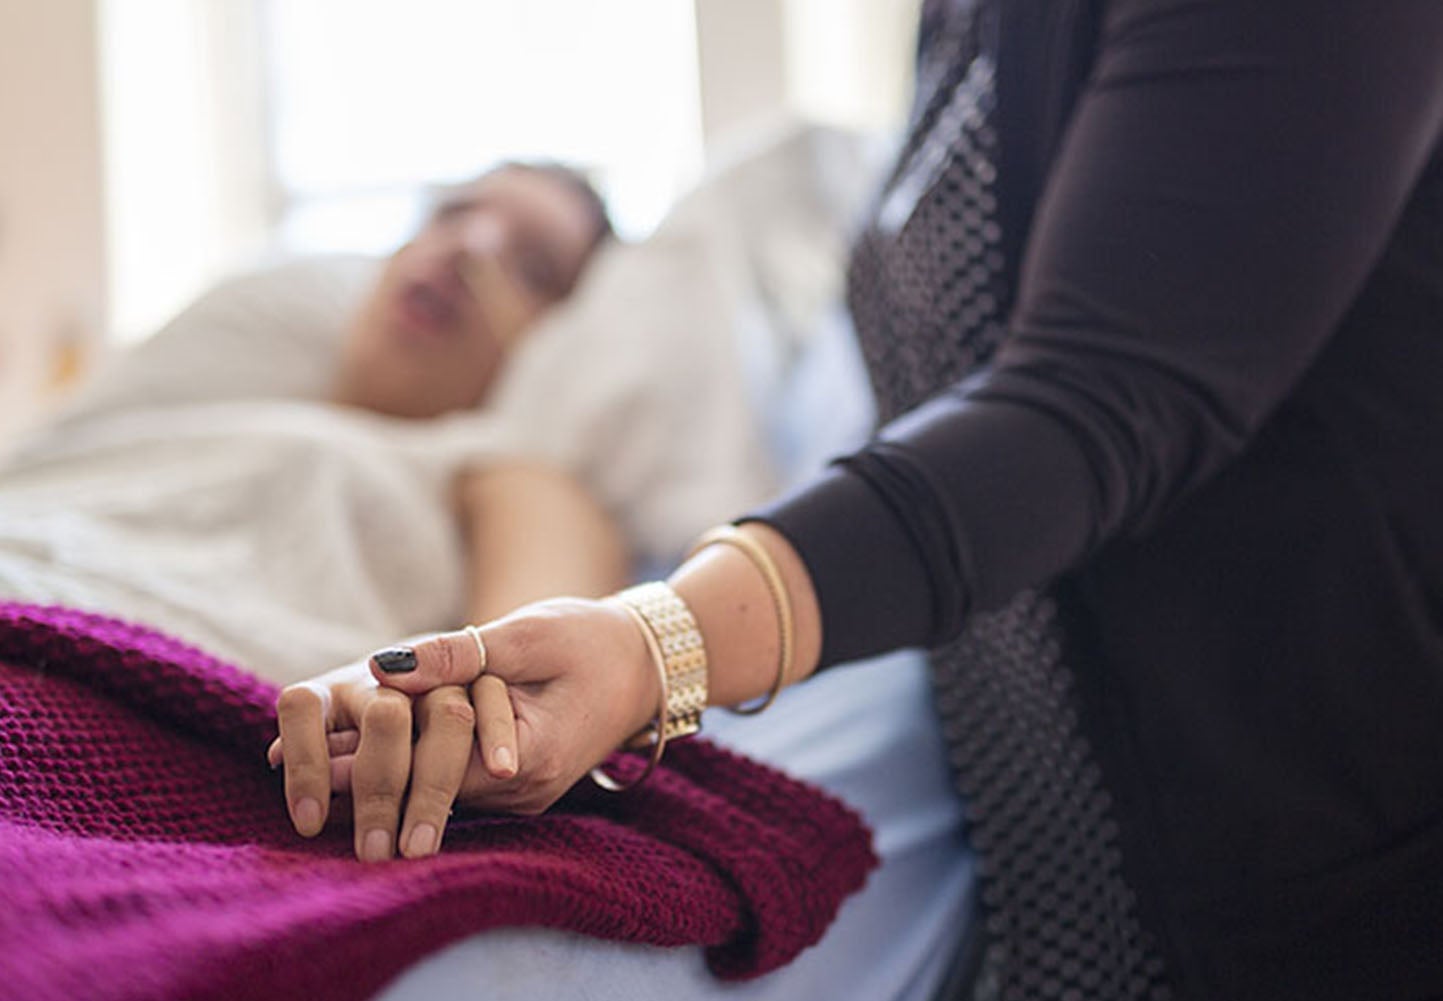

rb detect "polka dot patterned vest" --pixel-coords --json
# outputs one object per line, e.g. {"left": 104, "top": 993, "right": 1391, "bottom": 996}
{"left": 846, "top": 1, "right": 1172, "bottom": 997}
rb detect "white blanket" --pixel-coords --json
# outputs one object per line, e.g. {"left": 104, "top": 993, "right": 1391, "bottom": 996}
{"left": 0, "top": 400, "right": 475, "bottom": 682}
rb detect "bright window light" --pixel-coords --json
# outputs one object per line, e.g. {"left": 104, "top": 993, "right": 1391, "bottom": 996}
{"left": 99, "top": 0, "right": 705, "bottom": 342}
{"left": 263, "top": 0, "right": 706, "bottom": 252}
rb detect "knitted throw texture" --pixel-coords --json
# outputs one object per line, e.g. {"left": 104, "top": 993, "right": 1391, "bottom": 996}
{"left": 0, "top": 603, "right": 876, "bottom": 1001}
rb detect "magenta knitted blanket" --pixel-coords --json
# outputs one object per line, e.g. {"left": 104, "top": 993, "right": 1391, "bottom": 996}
{"left": 0, "top": 603, "right": 876, "bottom": 1001}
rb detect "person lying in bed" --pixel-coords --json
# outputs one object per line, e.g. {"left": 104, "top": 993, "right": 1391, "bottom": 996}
{"left": 0, "top": 161, "right": 631, "bottom": 683}
{"left": 0, "top": 133, "right": 976, "bottom": 1001}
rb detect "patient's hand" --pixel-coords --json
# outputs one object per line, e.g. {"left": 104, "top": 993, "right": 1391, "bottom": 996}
{"left": 272, "top": 597, "right": 658, "bottom": 861}
{"left": 270, "top": 655, "right": 513, "bottom": 862}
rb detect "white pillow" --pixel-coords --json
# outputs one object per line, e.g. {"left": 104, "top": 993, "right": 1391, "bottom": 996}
{"left": 472, "top": 120, "right": 884, "bottom": 558}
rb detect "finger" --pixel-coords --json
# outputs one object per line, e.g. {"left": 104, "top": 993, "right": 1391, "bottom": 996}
{"left": 330, "top": 754, "right": 355, "bottom": 793}
{"left": 328, "top": 729, "right": 360, "bottom": 757}
{"left": 398, "top": 688, "right": 476, "bottom": 858}
{"left": 369, "top": 626, "right": 489, "bottom": 693}
{"left": 349, "top": 688, "right": 414, "bottom": 862}
{"left": 472, "top": 674, "right": 518, "bottom": 778}
{"left": 453, "top": 699, "right": 544, "bottom": 814}
{"left": 267, "top": 728, "right": 359, "bottom": 770}
{"left": 275, "top": 683, "right": 335, "bottom": 837}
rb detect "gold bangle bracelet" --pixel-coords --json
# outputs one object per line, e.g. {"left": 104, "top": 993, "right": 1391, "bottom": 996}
{"left": 687, "top": 524, "right": 793, "bottom": 716}
{"left": 588, "top": 600, "right": 670, "bottom": 792}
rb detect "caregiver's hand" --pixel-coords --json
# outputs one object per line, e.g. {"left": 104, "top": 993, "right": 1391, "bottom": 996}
{"left": 372, "top": 597, "right": 662, "bottom": 816}
{"left": 273, "top": 523, "right": 823, "bottom": 862}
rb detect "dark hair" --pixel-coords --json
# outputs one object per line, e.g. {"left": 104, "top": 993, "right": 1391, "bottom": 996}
{"left": 493, "top": 160, "right": 615, "bottom": 251}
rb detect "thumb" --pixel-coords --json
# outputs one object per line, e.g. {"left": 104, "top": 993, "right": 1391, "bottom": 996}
{"left": 369, "top": 625, "right": 489, "bottom": 693}
{"left": 371, "top": 598, "right": 621, "bottom": 695}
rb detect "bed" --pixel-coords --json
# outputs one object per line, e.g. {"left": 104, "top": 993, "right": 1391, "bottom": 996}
{"left": 0, "top": 121, "right": 976, "bottom": 1001}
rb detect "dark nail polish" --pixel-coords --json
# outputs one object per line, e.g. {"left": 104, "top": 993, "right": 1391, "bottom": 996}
{"left": 372, "top": 646, "right": 418, "bottom": 674}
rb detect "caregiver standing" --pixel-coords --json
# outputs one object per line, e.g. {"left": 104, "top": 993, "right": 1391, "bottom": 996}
{"left": 278, "top": 0, "right": 1443, "bottom": 997}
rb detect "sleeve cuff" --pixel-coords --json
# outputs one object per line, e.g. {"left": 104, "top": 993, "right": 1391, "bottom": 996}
{"left": 741, "top": 465, "right": 939, "bottom": 669}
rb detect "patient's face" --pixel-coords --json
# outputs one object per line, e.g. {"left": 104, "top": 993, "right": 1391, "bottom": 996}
{"left": 335, "top": 166, "right": 603, "bottom": 418}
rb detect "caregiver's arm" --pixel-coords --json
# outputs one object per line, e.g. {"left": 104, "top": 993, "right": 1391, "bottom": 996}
{"left": 753, "top": 0, "right": 1443, "bottom": 666}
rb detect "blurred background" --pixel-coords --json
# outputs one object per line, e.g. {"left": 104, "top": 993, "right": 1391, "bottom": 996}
{"left": 0, "top": 0, "right": 919, "bottom": 440}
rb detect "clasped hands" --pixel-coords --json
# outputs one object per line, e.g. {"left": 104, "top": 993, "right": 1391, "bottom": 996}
{"left": 268, "top": 597, "right": 663, "bottom": 862}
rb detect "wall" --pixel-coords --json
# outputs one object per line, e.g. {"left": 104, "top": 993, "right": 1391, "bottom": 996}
{"left": 0, "top": 0, "right": 107, "bottom": 438}
{"left": 98, "top": 0, "right": 272, "bottom": 344}
{"left": 694, "top": 0, "right": 919, "bottom": 145}
{"left": 694, "top": 0, "right": 791, "bottom": 142}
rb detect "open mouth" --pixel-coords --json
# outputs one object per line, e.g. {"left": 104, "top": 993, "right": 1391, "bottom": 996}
{"left": 396, "top": 277, "right": 461, "bottom": 336}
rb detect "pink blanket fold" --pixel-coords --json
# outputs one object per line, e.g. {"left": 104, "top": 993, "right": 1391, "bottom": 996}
{"left": 0, "top": 603, "right": 876, "bottom": 1001}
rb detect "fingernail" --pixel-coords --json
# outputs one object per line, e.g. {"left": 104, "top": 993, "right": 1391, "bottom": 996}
{"left": 407, "top": 823, "right": 438, "bottom": 857}
{"left": 372, "top": 646, "right": 417, "bottom": 674}
{"left": 492, "top": 745, "right": 515, "bottom": 776}
{"left": 362, "top": 828, "right": 392, "bottom": 862}
{"left": 294, "top": 797, "right": 322, "bottom": 835}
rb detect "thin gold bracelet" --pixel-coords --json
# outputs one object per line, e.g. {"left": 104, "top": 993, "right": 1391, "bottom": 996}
{"left": 687, "top": 524, "right": 793, "bottom": 715}
{"left": 588, "top": 600, "right": 670, "bottom": 792}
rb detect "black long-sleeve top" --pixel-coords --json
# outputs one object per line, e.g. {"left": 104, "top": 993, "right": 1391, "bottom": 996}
{"left": 751, "top": 1, "right": 1443, "bottom": 997}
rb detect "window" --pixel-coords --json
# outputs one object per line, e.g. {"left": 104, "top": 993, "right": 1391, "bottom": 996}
{"left": 264, "top": 0, "right": 705, "bottom": 253}
{"left": 99, "top": 0, "right": 704, "bottom": 340}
